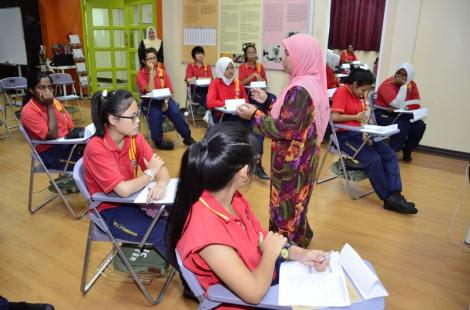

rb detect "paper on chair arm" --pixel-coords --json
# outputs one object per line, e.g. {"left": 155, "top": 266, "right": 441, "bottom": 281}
{"left": 339, "top": 243, "right": 388, "bottom": 300}
{"left": 224, "top": 99, "right": 245, "bottom": 112}
{"left": 328, "top": 88, "right": 337, "bottom": 98}
{"left": 410, "top": 108, "right": 428, "bottom": 122}
{"left": 279, "top": 251, "right": 350, "bottom": 307}
{"left": 360, "top": 124, "right": 398, "bottom": 135}
{"left": 145, "top": 88, "right": 171, "bottom": 99}
{"left": 193, "top": 78, "right": 211, "bottom": 86}
{"left": 84, "top": 123, "right": 96, "bottom": 139}
{"left": 134, "top": 178, "right": 178, "bottom": 204}
{"left": 249, "top": 81, "right": 267, "bottom": 89}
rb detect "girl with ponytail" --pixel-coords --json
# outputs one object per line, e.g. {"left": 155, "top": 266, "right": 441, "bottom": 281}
{"left": 166, "top": 122, "right": 329, "bottom": 306}
{"left": 83, "top": 89, "right": 171, "bottom": 260}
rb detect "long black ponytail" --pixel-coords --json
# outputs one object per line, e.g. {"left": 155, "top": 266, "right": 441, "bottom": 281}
{"left": 91, "top": 89, "right": 135, "bottom": 137}
{"left": 166, "top": 122, "right": 258, "bottom": 260}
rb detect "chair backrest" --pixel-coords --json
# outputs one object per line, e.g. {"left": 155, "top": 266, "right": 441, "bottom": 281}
{"left": 73, "top": 158, "right": 91, "bottom": 202}
{"left": 0, "top": 76, "right": 27, "bottom": 90}
{"left": 49, "top": 73, "right": 74, "bottom": 85}
{"left": 175, "top": 250, "right": 206, "bottom": 301}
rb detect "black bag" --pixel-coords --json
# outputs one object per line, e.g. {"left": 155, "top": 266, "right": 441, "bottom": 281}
{"left": 51, "top": 54, "right": 74, "bottom": 66}
{"left": 64, "top": 127, "right": 85, "bottom": 139}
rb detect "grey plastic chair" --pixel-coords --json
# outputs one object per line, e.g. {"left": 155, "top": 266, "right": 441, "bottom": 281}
{"left": 49, "top": 73, "right": 83, "bottom": 122}
{"left": 19, "top": 125, "right": 86, "bottom": 218}
{"left": 0, "top": 76, "right": 26, "bottom": 134}
{"left": 73, "top": 158, "right": 176, "bottom": 305}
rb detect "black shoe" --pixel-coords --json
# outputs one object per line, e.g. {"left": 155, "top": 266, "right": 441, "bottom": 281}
{"left": 383, "top": 195, "right": 418, "bottom": 214}
{"left": 9, "top": 302, "right": 55, "bottom": 310}
{"left": 402, "top": 150, "right": 412, "bottom": 162}
{"left": 255, "top": 163, "right": 270, "bottom": 180}
{"left": 183, "top": 137, "right": 196, "bottom": 146}
{"left": 155, "top": 141, "right": 175, "bottom": 150}
{"left": 392, "top": 192, "right": 415, "bottom": 208}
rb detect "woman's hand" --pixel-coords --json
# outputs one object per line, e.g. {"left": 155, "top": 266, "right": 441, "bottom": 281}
{"left": 144, "top": 154, "right": 165, "bottom": 176}
{"left": 250, "top": 88, "right": 268, "bottom": 103}
{"left": 297, "top": 249, "right": 330, "bottom": 272}
{"left": 258, "top": 231, "right": 287, "bottom": 260}
{"left": 40, "top": 88, "right": 54, "bottom": 106}
{"left": 356, "top": 111, "right": 368, "bottom": 123}
{"left": 393, "top": 75, "right": 406, "bottom": 86}
{"left": 237, "top": 103, "right": 257, "bottom": 120}
{"left": 147, "top": 182, "right": 166, "bottom": 202}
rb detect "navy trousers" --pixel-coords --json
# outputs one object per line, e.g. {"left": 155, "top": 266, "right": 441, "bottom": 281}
{"left": 143, "top": 98, "right": 192, "bottom": 145}
{"left": 39, "top": 144, "right": 84, "bottom": 171}
{"left": 337, "top": 131, "right": 402, "bottom": 200}
{"left": 100, "top": 205, "right": 171, "bottom": 265}
{"left": 374, "top": 110, "right": 426, "bottom": 152}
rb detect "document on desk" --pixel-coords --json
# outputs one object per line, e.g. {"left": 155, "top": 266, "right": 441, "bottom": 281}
{"left": 394, "top": 107, "right": 428, "bottom": 123}
{"left": 279, "top": 251, "right": 350, "bottom": 307}
{"left": 328, "top": 88, "right": 337, "bottom": 98}
{"left": 134, "top": 178, "right": 178, "bottom": 204}
{"left": 360, "top": 124, "right": 398, "bottom": 135}
{"left": 52, "top": 123, "right": 96, "bottom": 143}
{"left": 339, "top": 243, "right": 388, "bottom": 300}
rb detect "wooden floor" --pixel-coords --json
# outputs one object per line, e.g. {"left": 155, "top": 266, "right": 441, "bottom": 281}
{"left": 0, "top": 103, "right": 469, "bottom": 309}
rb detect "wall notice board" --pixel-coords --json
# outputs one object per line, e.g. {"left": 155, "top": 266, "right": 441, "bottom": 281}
{"left": 182, "top": 0, "right": 314, "bottom": 69}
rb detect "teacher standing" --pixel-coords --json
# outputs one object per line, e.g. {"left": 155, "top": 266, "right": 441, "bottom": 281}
{"left": 237, "top": 34, "right": 329, "bottom": 247}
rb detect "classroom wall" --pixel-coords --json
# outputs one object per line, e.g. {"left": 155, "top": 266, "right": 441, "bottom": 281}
{"left": 163, "top": 0, "right": 470, "bottom": 153}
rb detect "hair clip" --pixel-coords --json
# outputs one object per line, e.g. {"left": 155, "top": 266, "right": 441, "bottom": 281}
{"left": 102, "top": 89, "right": 108, "bottom": 98}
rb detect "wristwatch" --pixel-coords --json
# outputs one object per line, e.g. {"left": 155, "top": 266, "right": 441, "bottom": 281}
{"left": 143, "top": 169, "right": 156, "bottom": 179}
{"left": 280, "top": 241, "right": 296, "bottom": 261}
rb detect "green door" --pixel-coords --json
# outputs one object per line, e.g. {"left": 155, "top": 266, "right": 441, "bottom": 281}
{"left": 83, "top": 0, "right": 156, "bottom": 96}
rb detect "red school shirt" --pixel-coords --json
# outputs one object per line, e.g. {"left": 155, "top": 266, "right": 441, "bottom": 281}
{"left": 83, "top": 130, "right": 154, "bottom": 212}
{"left": 20, "top": 98, "right": 74, "bottom": 153}
{"left": 185, "top": 62, "right": 213, "bottom": 80}
{"left": 340, "top": 51, "right": 357, "bottom": 64}
{"left": 238, "top": 62, "right": 267, "bottom": 85}
{"left": 136, "top": 66, "right": 174, "bottom": 94}
{"left": 326, "top": 65, "right": 339, "bottom": 89}
{"left": 375, "top": 77, "right": 420, "bottom": 108}
{"left": 177, "top": 191, "right": 268, "bottom": 299}
{"left": 331, "top": 84, "right": 366, "bottom": 130}
{"left": 206, "top": 78, "right": 248, "bottom": 110}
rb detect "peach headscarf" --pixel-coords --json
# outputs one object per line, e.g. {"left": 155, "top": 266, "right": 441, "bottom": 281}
{"left": 270, "top": 34, "right": 330, "bottom": 144}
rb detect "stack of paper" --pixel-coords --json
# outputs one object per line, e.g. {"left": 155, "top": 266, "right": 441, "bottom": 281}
{"left": 134, "top": 178, "right": 178, "bottom": 204}
{"left": 361, "top": 124, "right": 399, "bottom": 135}
{"left": 394, "top": 107, "right": 428, "bottom": 123}
{"left": 193, "top": 78, "right": 211, "bottom": 86}
{"left": 279, "top": 251, "right": 350, "bottom": 307}
{"left": 249, "top": 81, "right": 267, "bottom": 89}
{"left": 224, "top": 99, "right": 245, "bottom": 112}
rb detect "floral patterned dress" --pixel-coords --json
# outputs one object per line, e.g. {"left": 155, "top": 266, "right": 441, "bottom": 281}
{"left": 252, "top": 86, "right": 319, "bottom": 247}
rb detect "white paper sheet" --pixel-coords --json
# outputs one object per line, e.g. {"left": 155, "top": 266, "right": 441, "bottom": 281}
{"left": 279, "top": 252, "right": 350, "bottom": 307}
{"left": 44, "top": 123, "right": 95, "bottom": 143}
{"left": 249, "top": 81, "right": 267, "bottom": 89}
{"left": 360, "top": 124, "right": 399, "bottom": 135}
{"left": 191, "top": 78, "right": 211, "bottom": 86}
{"left": 328, "top": 88, "right": 337, "bottom": 98}
{"left": 224, "top": 99, "right": 245, "bottom": 112}
{"left": 134, "top": 178, "right": 178, "bottom": 204}
{"left": 339, "top": 243, "right": 388, "bottom": 300}
{"left": 394, "top": 107, "right": 428, "bottom": 122}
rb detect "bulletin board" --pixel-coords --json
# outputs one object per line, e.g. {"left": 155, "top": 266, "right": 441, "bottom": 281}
{"left": 182, "top": 0, "right": 219, "bottom": 64}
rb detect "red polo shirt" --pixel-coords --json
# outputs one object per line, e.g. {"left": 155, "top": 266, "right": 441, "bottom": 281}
{"left": 21, "top": 98, "right": 74, "bottom": 153}
{"left": 177, "top": 190, "right": 268, "bottom": 294}
{"left": 340, "top": 51, "right": 357, "bottom": 64}
{"left": 207, "top": 78, "right": 248, "bottom": 109}
{"left": 376, "top": 77, "right": 420, "bottom": 108}
{"left": 331, "top": 84, "right": 366, "bottom": 130}
{"left": 83, "top": 130, "right": 154, "bottom": 212}
{"left": 238, "top": 62, "right": 267, "bottom": 85}
{"left": 185, "top": 62, "right": 213, "bottom": 80}
{"left": 326, "top": 65, "right": 339, "bottom": 89}
{"left": 136, "top": 67, "right": 174, "bottom": 94}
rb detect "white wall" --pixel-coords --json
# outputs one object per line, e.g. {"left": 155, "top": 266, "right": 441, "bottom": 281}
{"left": 163, "top": 0, "right": 470, "bottom": 153}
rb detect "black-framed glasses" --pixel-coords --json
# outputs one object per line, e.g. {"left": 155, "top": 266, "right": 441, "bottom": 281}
{"left": 117, "top": 110, "right": 141, "bottom": 122}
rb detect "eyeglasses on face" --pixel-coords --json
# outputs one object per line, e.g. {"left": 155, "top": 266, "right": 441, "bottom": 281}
{"left": 117, "top": 109, "right": 141, "bottom": 122}
{"left": 145, "top": 56, "right": 157, "bottom": 61}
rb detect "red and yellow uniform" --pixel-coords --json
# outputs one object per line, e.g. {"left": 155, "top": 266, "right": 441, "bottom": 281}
{"left": 207, "top": 78, "right": 247, "bottom": 110}
{"left": 21, "top": 98, "right": 73, "bottom": 152}
{"left": 340, "top": 51, "right": 357, "bottom": 64}
{"left": 375, "top": 78, "right": 420, "bottom": 108}
{"left": 326, "top": 65, "right": 339, "bottom": 89}
{"left": 185, "top": 62, "right": 213, "bottom": 80}
{"left": 238, "top": 62, "right": 267, "bottom": 85}
{"left": 331, "top": 84, "right": 366, "bottom": 130}
{"left": 136, "top": 65, "right": 174, "bottom": 94}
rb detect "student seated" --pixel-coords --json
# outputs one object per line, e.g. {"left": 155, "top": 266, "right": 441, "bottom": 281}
{"left": 136, "top": 47, "right": 195, "bottom": 150}
{"left": 83, "top": 89, "right": 171, "bottom": 262}
{"left": 326, "top": 49, "right": 340, "bottom": 89}
{"left": 331, "top": 68, "right": 417, "bottom": 214}
{"left": 375, "top": 63, "right": 426, "bottom": 162}
{"left": 21, "top": 72, "right": 83, "bottom": 170}
{"left": 185, "top": 46, "right": 213, "bottom": 108}
{"left": 166, "top": 122, "right": 329, "bottom": 306}
{"left": 208, "top": 56, "right": 269, "bottom": 180}
{"left": 340, "top": 44, "right": 358, "bottom": 65}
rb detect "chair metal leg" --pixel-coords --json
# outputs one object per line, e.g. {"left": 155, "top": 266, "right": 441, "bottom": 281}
{"left": 316, "top": 139, "right": 339, "bottom": 184}
{"left": 75, "top": 98, "right": 84, "bottom": 123}
{"left": 0, "top": 106, "right": 10, "bottom": 139}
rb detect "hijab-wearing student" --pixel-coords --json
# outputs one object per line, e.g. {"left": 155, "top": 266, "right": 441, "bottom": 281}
{"left": 340, "top": 44, "right": 358, "bottom": 65}
{"left": 136, "top": 48, "right": 195, "bottom": 150}
{"left": 326, "top": 49, "right": 340, "bottom": 89}
{"left": 207, "top": 57, "right": 269, "bottom": 180}
{"left": 166, "top": 122, "right": 329, "bottom": 307}
{"left": 237, "top": 34, "right": 330, "bottom": 247}
{"left": 83, "top": 89, "right": 171, "bottom": 261}
{"left": 138, "top": 26, "right": 164, "bottom": 65}
{"left": 185, "top": 46, "right": 213, "bottom": 108}
{"left": 331, "top": 68, "right": 418, "bottom": 214}
{"left": 375, "top": 63, "right": 426, "bottom": 162}
{"left": 21, "top": 72, "right": 82, "bottom": 170}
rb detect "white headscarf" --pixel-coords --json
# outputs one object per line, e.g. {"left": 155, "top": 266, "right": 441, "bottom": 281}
{"left": 215, "top": 57, "right": 235, "bottom": 86}
{"left": 326, "top": 49, "right": 340, "bottom": 69}
{"left": 395, "top": 62, "right": 415, "bottom": 83}
{"left": 143, "top": 26, "right": 162, "bottom": 51}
